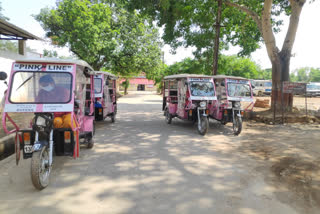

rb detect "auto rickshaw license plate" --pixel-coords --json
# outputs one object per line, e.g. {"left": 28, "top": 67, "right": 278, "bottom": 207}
{"left": 24, "top": 145, "right": 33, "bottom": 153}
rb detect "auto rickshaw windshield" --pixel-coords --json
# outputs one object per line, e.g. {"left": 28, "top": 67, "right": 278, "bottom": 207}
{"left": 190, "top": 81, "right": 215, "bottom": 97}
{"left": 9, "top": 71, "right": 72, "bottom": 103}
{"left": 94, "top": 78, "right": 102, "bottom": 93}
{"left": 227, "top": 82, "right": 251, "bottom": 97}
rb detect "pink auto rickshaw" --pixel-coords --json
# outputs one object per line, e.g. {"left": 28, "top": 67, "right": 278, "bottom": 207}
{"left": 93, "top": 71, "right": 118, "bottom": 122}
{"left": 0, "top": 58, "right": 95, "bottom": 190}
{"left": 209, "top": 75, "right": 254, "bottom": 135}
{"left": 163, "top": 74, "right": 217, "bottom": 135}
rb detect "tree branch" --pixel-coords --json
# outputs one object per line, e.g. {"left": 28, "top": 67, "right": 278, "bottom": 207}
{"left": 261, "top": 0, "right": 279, "bottom": 61}
{"left": 281, "top": 0, "right": 306, "bottom": 55}
{"left": 224, "top": 0, "right": 262, "bottom": 33}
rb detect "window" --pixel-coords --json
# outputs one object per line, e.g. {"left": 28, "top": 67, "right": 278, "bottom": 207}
{"left": 190, "top": 81, "right": 215, "bottom": 97}
{"left": 227, "top": 83, "right": 251, "bottom": 97}
{"left": 94, "top": 78, "right": 102, "bottom": 93}
{"left": 9, "top": 71, "right": 72, "bottom": 104}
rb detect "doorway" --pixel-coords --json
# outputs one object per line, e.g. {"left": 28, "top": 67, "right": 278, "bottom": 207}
{"left": 137, "top": 84, "right": 145, "bottom": 91}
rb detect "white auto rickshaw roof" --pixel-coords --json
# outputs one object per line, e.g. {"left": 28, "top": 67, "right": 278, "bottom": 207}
{"left": 164, "top": 74, "right": 213, "bottom": 80}
{"left": 15, "top": 58, "right": 94, "bottom": 73}
{"left": 94, "top": 71, "right": 118, "bottom": 79}
{"left": 213, "top": 75, "right": 249, "bottom": 80}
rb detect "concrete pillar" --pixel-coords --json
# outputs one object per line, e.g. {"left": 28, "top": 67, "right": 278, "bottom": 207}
{"left": 18, "top": 40, "right": 26, "bottom": 55}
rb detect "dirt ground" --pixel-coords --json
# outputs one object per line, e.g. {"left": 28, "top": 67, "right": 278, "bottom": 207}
{"left": 241, "top": 122, "right": 320, "bottom": 212}
{"left": 0, "top": 113, "right": 33, "bottom": 138}
{"left": 0, "top": 92, "right": 319, "bottom": 214}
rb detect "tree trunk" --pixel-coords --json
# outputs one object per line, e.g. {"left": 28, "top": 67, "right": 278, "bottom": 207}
{"left": 124, "top": 85, "right": 128, "bottom": 95}
{"left": 224, "top": 0, "right": 306, "bottom": 113}
{"left": 212, "top": 0, "right": 222, "bottom": 75}
{"left": 271, "top": 52, "right": 293, "bottom": 111}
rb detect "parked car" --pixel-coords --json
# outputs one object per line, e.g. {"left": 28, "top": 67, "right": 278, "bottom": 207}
{"left": 306, "top": 82, "right": 320, "bottom": 97}
{"left": 251, "top": 80, "right": 272, "bottom": 96}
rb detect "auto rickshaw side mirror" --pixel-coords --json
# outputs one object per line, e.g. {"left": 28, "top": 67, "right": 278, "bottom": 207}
{"left": 105, "top": 81, "right": 109, "bottom": 86}
{"left": 221, "top": 82, "right": 225, "bottom": 87}
{"left": 251, "top": 85, "right": 255, "bottom": 89}
{"left": 0, "top": 71, "right": 7, "bottom": 80}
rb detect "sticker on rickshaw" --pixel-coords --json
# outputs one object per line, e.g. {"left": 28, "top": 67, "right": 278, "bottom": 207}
{"left": 189, "top": 78, "right": 211, "bottom": 82}
{"left": 4, "top": 104, "right": 73, "bottom": 112}
{"left": 226, "top": 79, "right": 249, "bottom": 84}
{"left": 4, "top": 104, "right": 36, "bottom": 112}
{"left": 190, "top": 96, "right": 217, "bottom": 101}
{"left": 46, "top": 64, "right": 73, "bottom": 72}
{"left": 13, "top": 63, "right": 42, "bottom": 71}
{"left": 43, "top": 104, "right": 73, "bottom": 112}
{"left": 228, "top": 97, "right": 253, "bottom": 102}
{"left": 13, "top": 63, "right": 74, "bottom": 72}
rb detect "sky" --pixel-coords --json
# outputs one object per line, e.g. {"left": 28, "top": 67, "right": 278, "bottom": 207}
{"left": 1, "top": 0, "right": 320, "bottom": 71}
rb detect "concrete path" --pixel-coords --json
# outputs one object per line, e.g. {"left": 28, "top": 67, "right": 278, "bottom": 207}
{"left": 0, "top": 92, "right": 310, "bottom": 214}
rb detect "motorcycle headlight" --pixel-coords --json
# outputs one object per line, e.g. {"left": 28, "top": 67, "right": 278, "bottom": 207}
{"left": 36, "top": 117, "right": 46, "bottom": 126}
{"left": 200, "top": 101, "right": 206, "bottom": 108}
{"left": 234, "top": 102, "right": 241, "bottom": 108}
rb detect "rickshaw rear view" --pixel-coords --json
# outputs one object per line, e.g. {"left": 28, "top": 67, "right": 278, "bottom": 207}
{"left": 93, "top": 71, "right": 118, "bottom": 122}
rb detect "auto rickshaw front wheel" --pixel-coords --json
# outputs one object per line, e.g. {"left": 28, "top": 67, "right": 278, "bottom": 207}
{"left": 197, "top": 115, "right": 209, "bottom": 135}
{"left": 31, "top": 146, "right": 51, "bottom": 190}
{"left": 233, "top": 116, "right": 242, "bottom": 136}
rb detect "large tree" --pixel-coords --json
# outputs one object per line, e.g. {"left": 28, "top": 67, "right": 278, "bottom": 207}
{"left": 127, "top": 0, "right": 308, "bottom": 109}
{"left": 35, "top": 0, "right": 162, "bottom": 77}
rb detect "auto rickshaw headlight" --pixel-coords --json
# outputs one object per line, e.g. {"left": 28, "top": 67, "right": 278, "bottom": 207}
{"left": 36, "top": 117, "right": 46, "bottom": 126}
{"left": 200, "top": 101, "right": 206, "bottom": 108}
{"left": 234, "top": 102, "right": 241, "bottom": 108}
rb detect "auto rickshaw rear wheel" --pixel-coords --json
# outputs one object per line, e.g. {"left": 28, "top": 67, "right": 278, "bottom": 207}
{"left": 31, "top": 146, "right": 51, "bottom": 190}
{"left": 111, "top": 106, "right": 117, "bottom": 123}
{"left": 111, "top": 114, "right": 116, "bottom": 123}
{"left": 165, "top": 108, "right": 172, "bottom": 124}
{"left": 87, "top": 138, "right": 94, "bottom": 149}
{"left": 87, "top": 122, "right": 95, "bottom": 149}
{"left": 197, "top": 115, "right": 208, "bottom": 135}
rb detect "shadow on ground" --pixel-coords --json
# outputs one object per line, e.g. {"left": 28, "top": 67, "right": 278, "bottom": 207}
{"left": 0, "top": 92, "right": 318, "bottom": 214}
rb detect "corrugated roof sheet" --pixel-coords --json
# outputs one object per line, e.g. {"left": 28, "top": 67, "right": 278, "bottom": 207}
{"left": 0, "top": 19, "right": 42, "bottom": 40}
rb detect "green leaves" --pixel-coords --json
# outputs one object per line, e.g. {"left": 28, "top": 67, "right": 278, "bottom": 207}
{"left": 35, "top": 0, "right": 163, "bottom": 76}
{"left": 159, "top": 55, "right": 261, "bottom": 83}
{"left": 290, "top": 67, "right": 320, "bottom": 82}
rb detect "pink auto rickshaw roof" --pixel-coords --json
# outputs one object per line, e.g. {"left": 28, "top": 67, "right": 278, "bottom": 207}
{"left": 15, "top": 58, "right": 94, "bottom": 73}
{"left": 164, "top": 74, "right": 213, "bottom": 80}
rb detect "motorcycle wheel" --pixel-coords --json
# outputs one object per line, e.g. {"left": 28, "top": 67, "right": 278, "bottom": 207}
{"left": 165, "top": 109, "right": 172, "bottom": 124}
{"left": 233, "top": 116, "right": 242, "bottom": 136}
{"left": 31, "top": 146, "right": 51, "bottom": 190}
{"left": 197, "top": 115, "right": 209, "bottom": 135}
